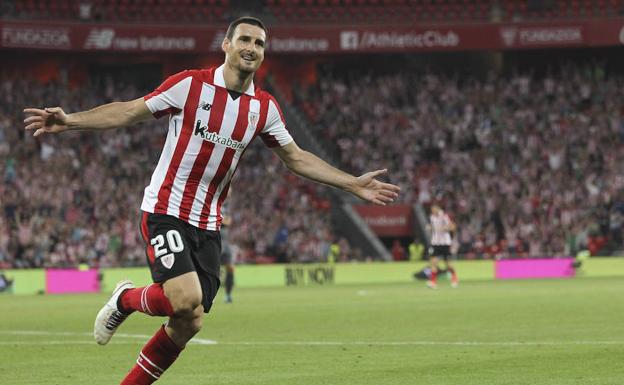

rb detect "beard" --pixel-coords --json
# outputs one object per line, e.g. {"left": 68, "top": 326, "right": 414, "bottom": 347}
{"left": 238, "top": 59, "right": 259, "bottom": 75}
{"left": 230, "top": 52, "right": 260, "bottom": 75}
{"left": 237, "top": 64, "right": 255, "bottom": 75}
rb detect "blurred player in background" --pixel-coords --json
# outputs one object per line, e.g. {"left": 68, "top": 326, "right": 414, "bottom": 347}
{"left": 220, "top": 203, "right": 235, "bottom": 303}
{"left": 427, "top": 205, "right": 458, "bottom": 289}
{"left": 0, "top": 271, "right": 14, "bottom": 293}
{"left": 23, "top": 16, "right": 400, "bottom": 385}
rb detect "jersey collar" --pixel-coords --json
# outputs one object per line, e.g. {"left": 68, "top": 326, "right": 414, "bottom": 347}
{"left": 214, "top": 64, "right": 255, "bottom": 96}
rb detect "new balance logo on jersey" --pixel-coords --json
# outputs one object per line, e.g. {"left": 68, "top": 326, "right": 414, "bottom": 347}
{"left": 198, "top": 101, "right": 212, "bottom": 111}
{"left": 194, "top": 120, "right": 245, "bottom": 150}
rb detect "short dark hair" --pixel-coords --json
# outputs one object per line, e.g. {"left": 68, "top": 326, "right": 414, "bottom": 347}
{"left": 225, "top": 16, "right": 267, "bottom": 41}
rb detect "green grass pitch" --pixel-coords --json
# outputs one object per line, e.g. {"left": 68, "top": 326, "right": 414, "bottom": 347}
{"left": 1, "top": 277, "right": 623, "bottom": 384}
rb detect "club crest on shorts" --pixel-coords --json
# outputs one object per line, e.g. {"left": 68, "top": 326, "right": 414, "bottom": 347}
{"left": 161, "top": 254, "right": 175, "bottom": 269}
{"left": 248, "top": 111, "right": 259, "bottom": 130}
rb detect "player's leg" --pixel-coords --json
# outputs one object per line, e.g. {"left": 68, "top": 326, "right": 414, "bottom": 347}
{"left": 118, "top": 213, "right": 209, "bottom": 385}
{"left": 117, "top": 269, "right": 203, "bottom": 329}
{"left": 439, "top": 245, "right": 458, "bottom": 287}
{"left": 117, "top": 282, "right": 174, "bottom": 317}
{"left": 119, "top": 212, "right": 192, "bottom": 318}
{"left": 446, "top": 259, "right": 459, "bottom": 287}
{"left": 162, "top": 271, "right": 204, "bottom": 345}
{"left": 164, "top": 269, "right": 220, "bottom": 346}
{"left": 94, "top": 213, "right": 182, "bottom": 345}
{"left": 224, "top": 263, "right": 234, "bottom": 303}
{"left": 120, "top": 272, "right": 205, "bottom": 385}
{"left": 220, "top": 245, "right": 234, "bottom": 303}
{"left": 427, "top": 254, "right": 439, "bottom": 289}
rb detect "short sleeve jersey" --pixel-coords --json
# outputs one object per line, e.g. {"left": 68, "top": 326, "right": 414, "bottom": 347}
{"left": 430, "top": 212, "right": 453, "bottom": 246}
{"left": 141, "top": 64, "right": 293, "bottom": 230}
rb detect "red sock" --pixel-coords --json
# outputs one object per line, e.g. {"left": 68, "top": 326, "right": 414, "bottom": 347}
{"left": 430, "top": 269, "right": 437, "bottom": 284}
{"left": 120, "top": 326, "right": 183, "bottom": 385}
{"left": 450, "top": 268, "right": 458, "bottom": 283}
{"left": 119, "top": 284, "right": 174, "bottom": 317}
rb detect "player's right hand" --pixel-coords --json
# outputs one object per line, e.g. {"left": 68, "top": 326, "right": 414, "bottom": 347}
{"left": 23, "top": 107, "right": 69, "bottom": 137}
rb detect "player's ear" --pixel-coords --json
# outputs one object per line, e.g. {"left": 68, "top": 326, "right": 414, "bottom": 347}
{"left": 221, "top": 38, "right": 230, "bottom": 53}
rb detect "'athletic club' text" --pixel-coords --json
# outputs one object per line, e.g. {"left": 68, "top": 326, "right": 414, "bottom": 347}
{"left": 194, "top": 120, "right": 245, "bottom": 151}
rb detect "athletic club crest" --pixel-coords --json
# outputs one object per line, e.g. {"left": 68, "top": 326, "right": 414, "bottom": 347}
{"left": 161, "top": 254, "right": 175, "bottom": 269}
{"left": 248, "top": 111, "right": 259, "bottom": 129}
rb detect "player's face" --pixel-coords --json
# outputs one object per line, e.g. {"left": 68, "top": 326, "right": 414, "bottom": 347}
{"left": 223, "top": 24, "right": 266, "bottom": 75}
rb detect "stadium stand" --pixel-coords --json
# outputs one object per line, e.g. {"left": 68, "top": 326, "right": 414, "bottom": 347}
{"left": 5, "top": 0, "right": 231, "bottom": 23}
{"left": 0, "top": 70, "right": 344, "bottom": 268}
{"left": 3, "top": 0, "right": 624, "bottom": 268}
{"left": 2, "top": 0, "right": 623, "bottom": 24}
{"left": 292, "top": 61, "right": 624, "bottom": 258}
{"left": 3, "top": 58, "right": 624, "bottom": 267}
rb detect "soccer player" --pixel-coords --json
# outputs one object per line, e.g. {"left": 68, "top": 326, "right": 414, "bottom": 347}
{"left": 23, "top": 16, "right": 400, "bottom": 385}
{"left": 427, "top": 204, "right": 458, "bottom": 289}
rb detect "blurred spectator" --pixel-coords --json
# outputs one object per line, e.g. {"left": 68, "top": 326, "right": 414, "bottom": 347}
{"left": 391, "top": 239, "right": 406, "bottom": 261}
{"left": 408, "top": 238, "right": 425, "bottom": 261}
{"left": 0, "top": 70, "right": 347, "bottom": 268}
{"left": 79, "top": 2, "right": 92, "bottom": 20}
{"left": 295, "top": 62, "right": 624, "bottom": 258}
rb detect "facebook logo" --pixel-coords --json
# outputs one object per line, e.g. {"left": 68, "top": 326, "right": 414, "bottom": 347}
{"left": 340, "top": 31, "right": 359, "bottom": 50}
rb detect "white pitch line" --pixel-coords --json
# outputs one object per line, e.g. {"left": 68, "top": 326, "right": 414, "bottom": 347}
{"left": 0, "top": 330, "right": 622, "bottom": 347}
{"left": 0, "top": 330, "right": 216, "bottom": 345}
{"left": 1, "top": 340, "right": 622, "bottom": 347}
{"left": 0, "top": 341, "right": 138, "bottom": 345}
{"left": 1, "top": 330, "right": 154, "bottom": 339}
{"left": 218, "top": 341, "right": 624, "bottom": 346}
{"left": 1, "top": 330, "right": 93, "bottom": 337}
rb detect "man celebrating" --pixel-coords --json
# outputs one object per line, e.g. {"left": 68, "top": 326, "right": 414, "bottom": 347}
{"left": 23, "top": 16, "right": 400, "bottom": 385}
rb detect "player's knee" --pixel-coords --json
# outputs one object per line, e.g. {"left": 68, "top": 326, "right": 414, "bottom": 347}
{"left": 170, "top": 292, "right": 202, "bottom": 316}
{"left": 189, "top": 312, "right": 203, "bottom": 334}
{"left": 167, "top": 305, "right": 204, "bottom": 341}
{"left": 184, "top": 305, "right": 204, "bottom": 334}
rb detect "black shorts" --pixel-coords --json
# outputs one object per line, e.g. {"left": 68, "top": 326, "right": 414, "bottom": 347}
{"left": 429, "top": 245, "right": 451, "bottom": 261}
{"left": 139, "top": 212, "right": 221, "bottom": 313}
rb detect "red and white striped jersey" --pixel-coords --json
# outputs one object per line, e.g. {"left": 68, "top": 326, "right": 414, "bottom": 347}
{"left": 430, "top": 211, "right": 453, "bottom": 246}
{"left": 141, "top": 65, "right": 293, "bottom": 230}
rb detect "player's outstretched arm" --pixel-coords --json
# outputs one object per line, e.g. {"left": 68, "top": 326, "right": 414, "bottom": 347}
{"left": 23, "top": 97, "right": 153, "bottom": 137}
{"left": 273, "top": 141, "right": 400, "bottom": 206}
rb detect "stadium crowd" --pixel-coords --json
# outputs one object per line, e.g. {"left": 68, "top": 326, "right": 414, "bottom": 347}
{"left": 4, "top": 60, "right": 623, "bottom": 268}
{"left": 0, "top": 70, "right": 343, "bottom": 269}
{"left": 295, "top": 62, "right": 624, "bottom": 258}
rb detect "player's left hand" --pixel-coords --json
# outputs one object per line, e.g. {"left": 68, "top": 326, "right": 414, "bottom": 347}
{"left": 352, "top": 169, "right": 400, "bottom": 205}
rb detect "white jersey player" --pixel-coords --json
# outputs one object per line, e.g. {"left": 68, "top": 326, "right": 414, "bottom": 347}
{"left": 427, "top": 205, "right": 458, "bottom": 289}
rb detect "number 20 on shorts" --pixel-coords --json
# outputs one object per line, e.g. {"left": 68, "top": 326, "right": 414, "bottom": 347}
{"left": 151, "top": 230, "right": 184, "bottom": 260}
